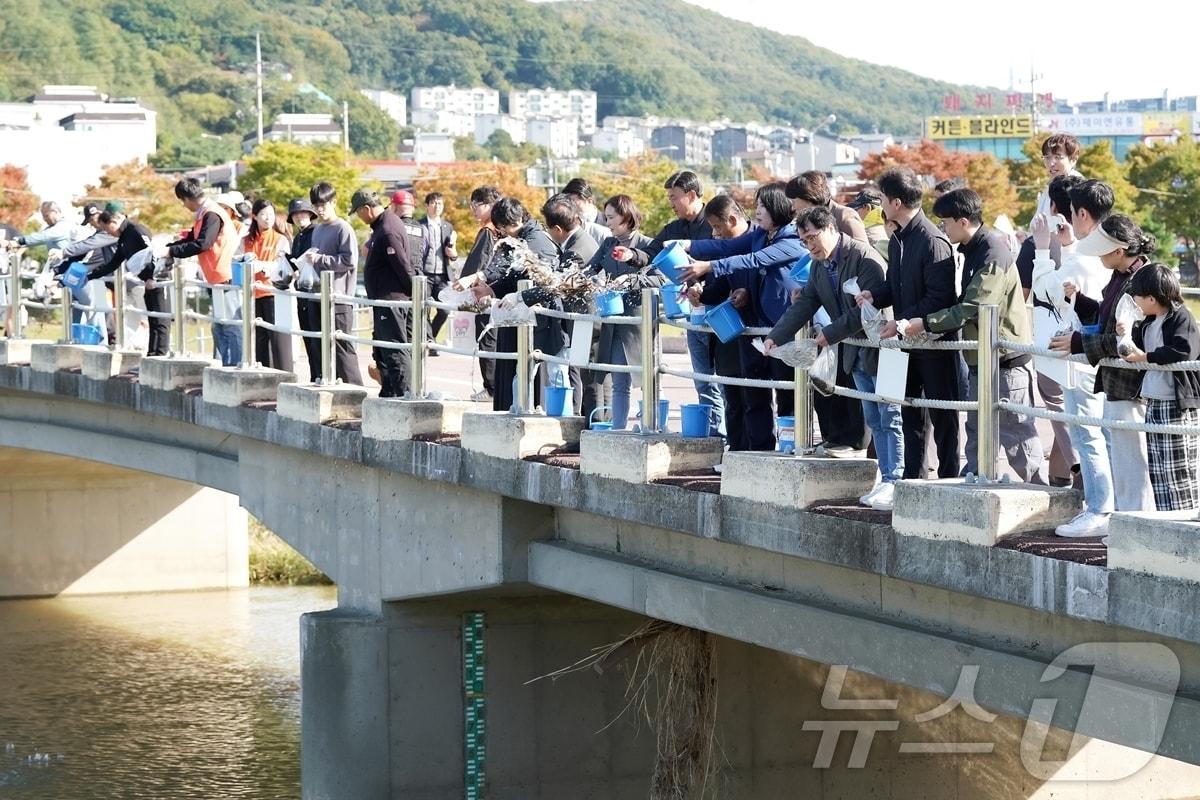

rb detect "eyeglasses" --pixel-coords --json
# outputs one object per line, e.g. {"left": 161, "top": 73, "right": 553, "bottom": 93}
{"left": 798, "top": 230, "right": 824, "bottom": 245}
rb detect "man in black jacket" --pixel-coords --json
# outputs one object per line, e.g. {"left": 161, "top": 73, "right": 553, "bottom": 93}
{"left": 91, "top": 209, "right": 160, "bottom": 353}
{"left": 858, "top": 167, "right": 959, "bottom": 479}
{"left": 542, "top": 192, "right": 599, "bottom": 417}
{"left": 352, "top": 189, "right": 415, "bottom": 398}
{"left": 460, "top": 186, "right": 501, "bottom": 400}
{"left": 287, "top": 199, "right": 322, "bottom": 380}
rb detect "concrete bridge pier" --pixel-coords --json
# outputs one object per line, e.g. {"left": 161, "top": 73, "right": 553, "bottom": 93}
{"left": 0, "top": 446, "right": 247, "bottom": 597}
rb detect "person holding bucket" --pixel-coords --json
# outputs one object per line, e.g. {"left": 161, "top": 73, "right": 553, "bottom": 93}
{"left": 584, "top": 194, "right": 655, "bottom": 430}
{"left": 764, "top": 205, "right": 901, "bottom": 510}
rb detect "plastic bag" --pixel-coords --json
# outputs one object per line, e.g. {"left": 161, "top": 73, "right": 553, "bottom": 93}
{"left": 438, "top": 285, "right": 477, "bottom": 308}
{"left": 1115, "top": 294, "right": 1145, "bottom": 356}
{"left": 753, "top": 337, "right": 819, "bottom": 368}
{"left": 270, "top": 253, "right": 294, "bottom": 289}
{"left": 487, "top": 292, "right": 536, "bottom": 327}
{"left": 810, "top": 345, "right": 838, "bottom": 396}
{"left": 841, "top": 276, "right": 861, "bottom": 297}
{"left": 294, "top": 254, "right": 319, "bottom": 293}
{"left": 860, "top": 301, "right": 887, "bottom": 343}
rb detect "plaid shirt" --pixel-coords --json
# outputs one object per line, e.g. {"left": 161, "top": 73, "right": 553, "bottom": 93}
{"left": 1080, "top": 264, "right": 1145, "bottom": 400}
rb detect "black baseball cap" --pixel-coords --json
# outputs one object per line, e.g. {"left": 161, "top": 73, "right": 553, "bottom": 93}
{"left": 349, "top": 189, "right": 380, "bottom": 214}
{"left": 81, "top": 202, "right": 102, "bottom": 221}
{"left": 847, "top": 189, "right": 882, "bottom": 210}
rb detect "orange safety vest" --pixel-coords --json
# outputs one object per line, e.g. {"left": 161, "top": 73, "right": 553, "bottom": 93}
{"left": 192, "top": 202, "right": 237, "bottom": 285}
{"left": 244, "top": 227, "right": 286, "bottom": 299}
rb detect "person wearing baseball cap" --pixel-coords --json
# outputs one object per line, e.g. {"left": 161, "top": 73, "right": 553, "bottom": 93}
{"left": 390, "top": 189, "right": 416, "bottom": 211}
{"left": 353, "top": 187, "right": 417, "bottom": 396}
{"left": 387, "top": 189, "right": 426, "bottom": 308}
{"left": 847, "top": 187, "right": 888, "bottom": 258}
{"left": 1050, "top": 213, "right": 1158, "bottom": 522}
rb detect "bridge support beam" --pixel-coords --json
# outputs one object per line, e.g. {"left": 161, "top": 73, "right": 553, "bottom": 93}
{"left": 0, "top": 447, "right": 247, "bottom": 597}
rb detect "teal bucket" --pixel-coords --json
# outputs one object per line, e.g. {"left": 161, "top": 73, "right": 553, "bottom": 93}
{"left": 231, "top": 258, "right": 250, "bottom": 286}
{"left": 638, "top": 398, "right": 670, "bottom": 431}
{"left": 596, "top": 291, "right": 625, "bottom": 317}
{"left": 71, "top": 323, "right": 102, "bottom": 345}
{"left": 704, "top": 299, "right": 746, "bottom": 344}
{"left": 661, "top": 284, "right": 691, "bottom": 319}
{"left": 776, "top": 415, "right": 796, "bottom": 453}
{"left": 62, "top": 262, "right": 88, "bottom": 292}
{"left": 680, "top": 403, "right": 712, "bottom": 438}
{"left": 650, "top": 241, "right": 689, "bottom": 283}
{"left": 545, "top": 385, "right": 572, "bottom": 417}
{"left": 588, "top": 405, "right": 613, "bottom": 431}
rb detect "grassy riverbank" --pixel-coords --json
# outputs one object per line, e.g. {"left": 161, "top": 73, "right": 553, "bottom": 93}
{"left": 248, "top": 519, "right": 332, "bottom": 586}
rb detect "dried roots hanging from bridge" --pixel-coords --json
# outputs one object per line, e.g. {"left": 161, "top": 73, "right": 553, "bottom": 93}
{"left": 532, "top": 620, "right": 719, "bottom": 799}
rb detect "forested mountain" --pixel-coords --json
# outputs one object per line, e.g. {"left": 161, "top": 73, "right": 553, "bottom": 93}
{"left": 0, "top": 0, "right": 990, "bottom": 166}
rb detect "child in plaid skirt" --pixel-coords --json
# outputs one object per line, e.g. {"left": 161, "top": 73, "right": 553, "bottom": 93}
{"left": 1121, "top": 264, "right": 1200, "bottom": 511}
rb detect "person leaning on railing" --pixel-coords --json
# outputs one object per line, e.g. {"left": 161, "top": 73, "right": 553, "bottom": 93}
{"left": 1119, "top": 264, "right": 1200, "bottom": 512}
{"left": 286, "top": 199, "right": 321, "bottom": 380}
{"left": 307, "top": 182, "right": 362, "bottom": 386}
{"left": 239, "top": 199, "right": 294, "bottom": 372}
{"left": 763, "top": 205, "right": 900, "bottom": 510}
{"left": 1050, "top": 215, "right": 1157, "bottom": 517}
{"left": 907, "top": 188, "right": 1045, "bottom": 485}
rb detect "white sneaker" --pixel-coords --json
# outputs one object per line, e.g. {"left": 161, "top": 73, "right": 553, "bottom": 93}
{"left": 859, "top": 483, "right": 883, "bottom": 505}
{"left": 713, "top": 464, "right": 724, "bottom": 474}
{"left": 1055, "top": 510, "right": 1110, "bottom": 538}
{"left": 867, "top": 482, "right": 895, "bottom": 511}
{"left": 470, "top": 389, "right": 492, "bottom": 402}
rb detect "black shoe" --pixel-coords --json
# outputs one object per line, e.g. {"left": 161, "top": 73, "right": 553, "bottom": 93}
{"left": 1049, "top": 476, "right": 1072, "bottom": 488}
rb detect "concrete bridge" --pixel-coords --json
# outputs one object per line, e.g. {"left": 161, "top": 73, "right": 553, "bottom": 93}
{"left": 4, "top": 344, "right": 1200, "bottom": 799}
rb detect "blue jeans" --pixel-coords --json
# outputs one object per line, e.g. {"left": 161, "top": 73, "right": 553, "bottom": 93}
{"left": 611, "top": 344, "right": 632, "bottom": 430}
{"left": 1064, "top": 381, "right": 1114, "bottom": 514}
{"left": 687, "top": 327, "right": 725, "bottom": 437}
{"left": 212, "top": 321, "right": 242, "bottom": 367}
{"left": 852, "top": 363, "right": 903, "bottom": 483}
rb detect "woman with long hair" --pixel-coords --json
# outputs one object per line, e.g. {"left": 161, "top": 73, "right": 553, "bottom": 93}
{"left": 239, "top": 198, "right": 293, "bottom": 371}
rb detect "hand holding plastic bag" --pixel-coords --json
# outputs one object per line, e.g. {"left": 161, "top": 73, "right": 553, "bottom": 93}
{"left": 488, "top": 292, "right": 536, "bottom": 327}
{"left": 270, "top": 253, "right": 294, "bottom": 289}
{"left": 294, "top": 251, "right": 319, "bottom": 292}
{"left": 860, "top": 300, "right": 888, "bottom": 343}
{"left": 752, "top": 337, "right": 819, "bottom": 368}
{"left": 1115, "top": 294, "right": 1144, "bottom": 356}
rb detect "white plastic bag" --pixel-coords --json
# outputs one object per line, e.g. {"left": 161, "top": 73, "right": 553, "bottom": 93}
{"left": 294, "top": 254, "right": 319, "bottom": 293}
{"left": 270, "top": 253, "right": 294, "bottom": 288}
{"left": 860, "top": 301, "right": 887, "bottom": 343}
{"left": 438, "top": 285, "right": 477, "bottom": 308}
{"left": 488, "top": 292, "right": 536, "bottom": 327}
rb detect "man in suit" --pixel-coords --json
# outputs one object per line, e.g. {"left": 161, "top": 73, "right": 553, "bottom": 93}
{"left": 764, "top": 205, "right": 902, "bottom": 510}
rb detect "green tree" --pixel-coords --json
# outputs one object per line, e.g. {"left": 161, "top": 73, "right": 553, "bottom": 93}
{"left": 242, "top": 142, "right": 367, "bottom": 213}
{"left": 341, "top": 92, "right": 401, "bottom": 159}
{"left": 1009, "top": 135, "right": 1137, "bottom": 225}
{"left": 1127, "top": 139, "right": 1200, "bottom": 262}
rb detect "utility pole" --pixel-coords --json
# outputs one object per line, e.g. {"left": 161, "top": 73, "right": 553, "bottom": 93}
{"left": 255, "top": 32, "right": 264, "bottom": 146}
{"left": 343, "top": 100, "right": 350, "bottom": 154}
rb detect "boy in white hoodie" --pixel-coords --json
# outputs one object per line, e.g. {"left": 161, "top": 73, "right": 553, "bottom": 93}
{"left": 1031, "top": 178, "right": 1117, "bottom": 536}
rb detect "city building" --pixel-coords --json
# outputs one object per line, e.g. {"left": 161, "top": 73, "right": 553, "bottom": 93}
{"left": 410, "top": 108, "right": 475, "bottom": 138}
{"left": 474, "top": 114, "right": 526, "bottom": 146}
{"left": 409, "top": 85, "right": 499, "bottom": 117}
{"left": 360, "top": 89, "right": 406, "bottom": 127}
{"left": 526, "top": 117, "right": 579, "bottom": 158}
{"left": 508, "top": 88, "right": 598, "bottom": 134}
{"left": 242, "top": 113, "right": 342, "bottom": 152}
{"left": 398, "top": 132, "right": 457, "bottom": 164}
{"left": 712, "top": 127, "right": 771, "bottom": 165}
{"left": 601, "top": 115, "right": 660, "bottom": 143}
{"left": 0, "top": 84, "right": 157, "bottom": 205}
{"left": 650, "top": 125, "right": 712, "bottom": 165}
{"left": 793, "top": 132, "right": 859, "bottom": 175}
{"left": 591, "top": 127, "right": 645, "bottom": 160}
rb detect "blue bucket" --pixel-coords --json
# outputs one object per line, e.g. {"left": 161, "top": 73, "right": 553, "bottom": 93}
{"left": 231, "top": 259, "right": 246, "bottom": 286}
{"left": 62, "top": 262, "right": 88, "bottom": 292}
{"left": 661, "top": 284, "right": 692, "bottom": 319}
{"left": 680, "top": 403, "right": 713, "bottom": 438}
{"left": 545, "top": 385, "right": 572, "bottom": 417}
{"left": 788, "top": 253, "right": 812, "bottom": 287}
{"left": 588, "top": 405, "right": 613, "bottom": 431}
{"left": 638, "top": 398, "right": 670, "bottom": 431}
{"left": 776, "top": 415, "right": 796, "bottom": 453}
{"left": 596, "top": 291, "right": 625, "bottom": 318}
{"left": 704, "top": 299, "right": 746, "bottom": 344}
{"left": 1080, "top": 323, "right": 1101, "bottom": 335}
{"left": 650, "top": 241, "right": 690, "bottom": 283}
{"left": 71, "top": 323, "right": 102, "bottom": 345}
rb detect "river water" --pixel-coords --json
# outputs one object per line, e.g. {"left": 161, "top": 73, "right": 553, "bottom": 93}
{"left": 0, "top": 586, "right": 336, "bottom": 799}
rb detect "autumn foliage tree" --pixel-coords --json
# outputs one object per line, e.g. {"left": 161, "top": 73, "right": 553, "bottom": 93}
{"left": 81, "top": 160, "right": 192, "bottom": 233}
{"left": 0, "top": 165, "right": 39, "bottom": 231}
{"left": 583, "top": 154, "right": 679, "bottom": 236}
{"left": 412, "top": 161, "right": 549, "bottom": 252}
{"left": 859, "top": 140, "right": 1019, "bottom": 221}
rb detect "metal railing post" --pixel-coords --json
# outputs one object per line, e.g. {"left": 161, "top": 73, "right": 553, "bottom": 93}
{"left": 8, "top": 250, "right": 22, "bottom": 339}
{"left": 61, "top": 281, "right": 72, "bottom": 344}
{"left": 240, "top": 261, "right": 255, "bottom": 368}
{"left": 640, "top": 287, "right": 659, "bottom": 433}
{"left": 319, "top": 269, "right": 336, "bottom": 385}
{"left": 171, "top": 262, "right": 187, "bottom": 356}
{"left": 112, "top": 266, "right": 126, "bottom": 350}
{"left": 514, "top": 279, "right": 532, "bottom": 414}
{"left": 977, "top": 304, "right": 1000, "bottom": 481}
{"left": 794, "top": 323, "right": 813, "bottom": 453}
{"left": 409, "top": 275, "right": 427, "bottom": 399}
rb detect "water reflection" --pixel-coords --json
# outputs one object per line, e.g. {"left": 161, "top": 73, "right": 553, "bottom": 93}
{"left": 0, "top": 586, "right": 335, "bottom": 799}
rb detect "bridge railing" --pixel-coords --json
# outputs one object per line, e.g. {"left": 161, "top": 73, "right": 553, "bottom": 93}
{"left": 6, "top": 244, "right": 1200, "bottom": 484}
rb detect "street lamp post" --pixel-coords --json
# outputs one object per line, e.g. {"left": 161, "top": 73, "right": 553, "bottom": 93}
{"left": 807, "top": 113, "right": 837, "bottom": 172}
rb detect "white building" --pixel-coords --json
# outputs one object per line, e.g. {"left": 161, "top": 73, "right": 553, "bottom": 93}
{"left": 360, "top": 89, "right": 406, "bottom": 127}
{"left": 474, "top": 114, "right": 526, "bottom": 146}
{"left": 398, "top": 132, "right": 457, "bottom": 164}
{"left": 243, "top": 113, "right": 342, "bottom": 152}
{"left": 409, "top": 85, "right": 499, "bottom": 117}
{"left": 508, "top": 88, "right": 597, "bottom": 134}
{"left": 591, "top": 127, "right": 645, "bottom": 160}
{"left": 0, "top": 85, "right": 157, "bottom": 206}
{"left": 526, "top": 117, "right": 579, "bottom": 158}
{"left": 410, "top": 108, "right": 475, "bottom": 138}
{"left": 794, "top": 133, "right": 860, "bottom": 175}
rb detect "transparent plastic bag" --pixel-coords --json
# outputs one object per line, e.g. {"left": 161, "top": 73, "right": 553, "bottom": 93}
{"left": 810, "top": 345, "right": 838, "bottom": 396}
{"left": 487, "top": 292, "right": 536, "bottom": 327}
{"left": 295, "top": 256, "right": 319, "bottom": 293}
{"left": 438, "top": 285, "right": 477, "bottom": 308}
{"left": 1115, "top": 293, "right": 1145, "bottom": 356}
{"left": 270, "top": 253, "right": 294, "bottom": 289}
{"left": 860, "top": 301, "right": 887, "bottom": 343}
{"left": 755, "top": 337, "right": 819, "bottom": 368}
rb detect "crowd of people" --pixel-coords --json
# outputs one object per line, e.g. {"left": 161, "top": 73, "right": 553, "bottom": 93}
{"left": 5, "top": 131, "right": 1198, "bottom": 534}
